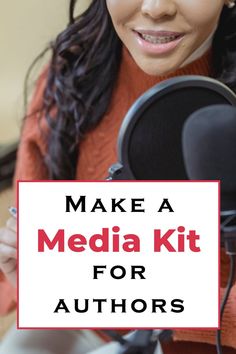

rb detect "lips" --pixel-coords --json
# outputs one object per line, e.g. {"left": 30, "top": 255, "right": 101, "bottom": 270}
{"left": 134, "top": 29, "right": 184, "bottom": 44}
{"left": 132, "top": 29, "right": 185, "bottom": 55}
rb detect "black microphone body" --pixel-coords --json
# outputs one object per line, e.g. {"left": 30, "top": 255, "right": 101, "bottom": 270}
{"left": 182, "top": 104, "right": 236, "bottom": 253}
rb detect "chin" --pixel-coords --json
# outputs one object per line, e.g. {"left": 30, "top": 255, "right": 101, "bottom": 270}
{"left": 138, "top": 63, "right": 177, "bottom": 77}
{"left": 133, "top": 55, "right": 180, "bottom": 77}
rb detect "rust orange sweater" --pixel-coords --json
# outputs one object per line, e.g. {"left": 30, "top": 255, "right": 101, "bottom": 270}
{"left": 1, "top": 47, "right": 236, "bottom": 353}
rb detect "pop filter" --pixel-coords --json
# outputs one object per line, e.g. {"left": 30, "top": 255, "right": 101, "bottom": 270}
{"left": 108, "top": 76, "right": 236, "bottom": 180}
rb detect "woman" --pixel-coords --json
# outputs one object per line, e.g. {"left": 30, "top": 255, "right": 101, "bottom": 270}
{"left": 0, "top": 0, "right": 236, "bottom": 353}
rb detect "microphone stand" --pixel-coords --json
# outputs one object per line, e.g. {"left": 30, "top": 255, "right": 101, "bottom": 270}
{"left": 102, "top": 329, "right": 173, "bottom": 354}
{"left": 217, "top": 211, "right": 236, "bottom": 354}
{"left": 221, "top": 210, "right": 236, "bottom": 255}
{"left": 119, "top": 330, "right": 162, "bottom": 354}
{"left": 106, "top": 166, "right": 173, "bottom": 354}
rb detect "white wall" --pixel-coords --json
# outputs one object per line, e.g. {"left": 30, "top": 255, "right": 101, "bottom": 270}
{"left": 0, "top": 0, "right": 90, "bottom": 143}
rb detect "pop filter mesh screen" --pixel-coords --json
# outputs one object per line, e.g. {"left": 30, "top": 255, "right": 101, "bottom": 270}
{"left": 128, "top": 87, "right": 230, "bottom": 180}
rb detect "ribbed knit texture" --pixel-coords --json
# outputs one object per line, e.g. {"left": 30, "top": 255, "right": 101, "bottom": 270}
{"left": 1, "top": 46, "right": 235, "bottom": 353}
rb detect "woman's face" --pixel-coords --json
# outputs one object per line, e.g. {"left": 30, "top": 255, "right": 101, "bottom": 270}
{"left": 106, "top": 0, "right": 227, "bottom": 75}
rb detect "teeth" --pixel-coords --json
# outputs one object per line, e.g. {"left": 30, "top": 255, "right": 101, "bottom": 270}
{"left": 140, "top": 33, "right": 178, "bottom": 44}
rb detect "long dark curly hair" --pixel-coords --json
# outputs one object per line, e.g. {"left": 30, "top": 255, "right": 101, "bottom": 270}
{"left": 29, "top": 0, "right": 236, "bottom": 180}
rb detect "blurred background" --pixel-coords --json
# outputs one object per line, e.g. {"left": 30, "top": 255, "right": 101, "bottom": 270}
{"left": 0, "top": 0, "right": 90, "bottom": 143}
{"left": 0, "top": 0, "right": 90, "bottom": 339}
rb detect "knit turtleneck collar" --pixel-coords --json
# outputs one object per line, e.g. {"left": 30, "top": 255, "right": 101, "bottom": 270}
{"left": 119, "top": 46, "right": 213, "bottom": 100}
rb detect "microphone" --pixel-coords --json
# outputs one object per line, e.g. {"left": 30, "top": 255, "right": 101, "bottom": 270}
{"left": 107, "top": 78, "right": 236, "bottom": 354}
{"left": 182, "top": 104, "right": 236, "bottom": 254}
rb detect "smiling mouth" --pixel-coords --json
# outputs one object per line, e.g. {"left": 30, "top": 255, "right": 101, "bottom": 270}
{"left": 134, "top": 31, "right": 184, "bottom": 44}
